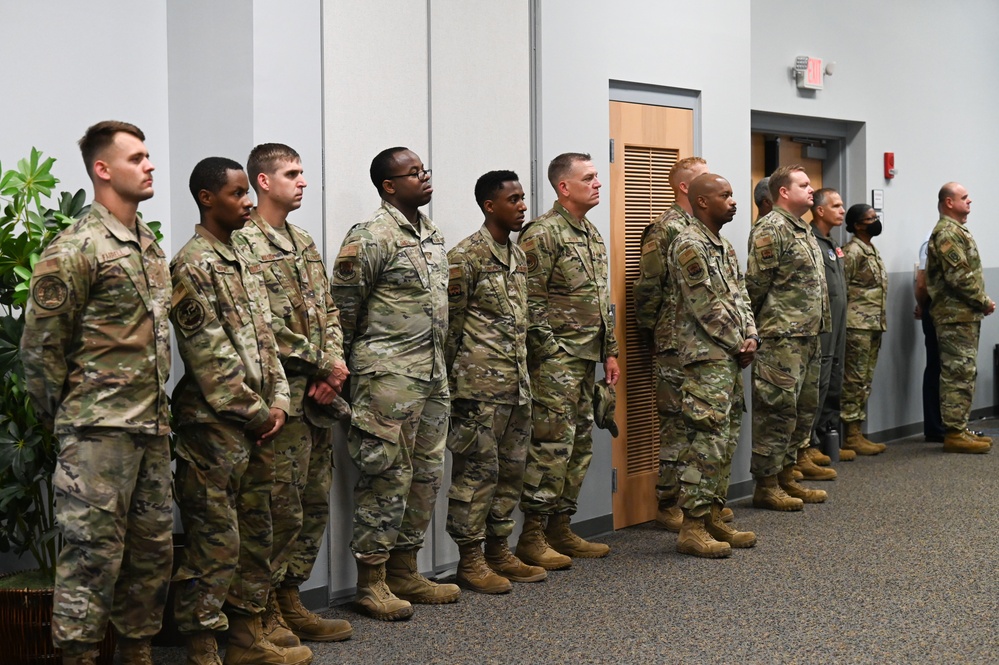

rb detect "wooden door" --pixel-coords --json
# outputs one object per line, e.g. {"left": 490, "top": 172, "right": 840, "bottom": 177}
{"left": 608, "top": 101, "right": 693, "bottom": 529}
{"left": 750, "top": 133, "right": 824, "bottom": 222}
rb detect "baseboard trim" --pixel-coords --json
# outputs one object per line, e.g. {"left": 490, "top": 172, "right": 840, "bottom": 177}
{"left": 299, "top": 585, "right": 330, "bottom": 612}
{"left": 569, "top": 512, "right": 615, "bottom": 540}
{"left": 868, "top": 407, "right": 998, "bottom": 443}
{"left": 727, "top": 479, "right": 755, "bottom": 504}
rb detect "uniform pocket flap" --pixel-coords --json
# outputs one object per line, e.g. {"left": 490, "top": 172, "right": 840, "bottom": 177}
{"left": 53, "top": 460, "right": 117, "bottom": 513}
{"left": 351, "top": 404, "right": 403, "bottom": 444}
{"left": 446, "top": 483, "right": 475, "bottom": 503}
{"left": 755, "top": 360, "right": 795, "bottom": 391}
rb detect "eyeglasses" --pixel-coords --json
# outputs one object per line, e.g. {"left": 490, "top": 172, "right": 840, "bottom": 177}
{"left": 386, "top": 169, "right": 432, "bottom": 181}
{"left": 862, "top": 215, "right": 880, "bottom": 223}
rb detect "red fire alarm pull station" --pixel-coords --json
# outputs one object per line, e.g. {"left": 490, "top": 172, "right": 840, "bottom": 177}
{"left": 884, "top": 153, "right": 896, "bottom": 179}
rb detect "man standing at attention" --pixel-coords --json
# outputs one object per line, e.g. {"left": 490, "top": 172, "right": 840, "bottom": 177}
{"left": 632, "top": 156, "right": 723, "bottom": 532}
{"left": 669, "top": 173, "right": 758, "bottom": 558}
{"left": 803, "top": 188, "right": 853, "bottom": 469}
{"left": 232, "top": 144, "right": 353, "bottom": 644}
{"left": 445, "top": 170, "right": 546, "bottom": 592}
{"left": 753, "top": 177, "right": 773, "bottom": 223}
{"left": 515, "top": 152, "right": 619, "bottom": 568}
{"left": 331, "top": 147, "right": 459, "bottom": 620}
{"left": 22, "top": 121, "right": 173, "bottom": 665}
{"left": 926, "top": 182, "right": 994, "bottom": 453}
{"left": 746, "top": 165, "right": 830, "bottom": 511}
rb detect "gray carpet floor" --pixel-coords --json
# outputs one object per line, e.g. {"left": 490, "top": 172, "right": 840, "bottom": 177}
{"left": 154, "top": 419, "right": 999, "bottom": 664}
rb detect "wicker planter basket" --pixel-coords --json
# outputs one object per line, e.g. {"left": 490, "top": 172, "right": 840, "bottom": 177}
{"left": 0, "top": 572, "right": 116, "bottom": 665}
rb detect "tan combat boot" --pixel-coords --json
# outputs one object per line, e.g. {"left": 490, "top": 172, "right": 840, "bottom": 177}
{"left": 796, "top": 448, "right": 837, "bottom": 480}
{"left": 515, "top": 513, "right": 572, "bottom": 570}
{"left": 804, "top": 447, "right": 832, "bottom": 466}
{"left": 184, "top": 631, "right": 223, "bottom": 665}
{"left": 705, "top": 504, "right": 757, "bottom": 548}
{"left": 545, "top": 513, "right": 610, "bottom": 558}
{"left": 943, "top": 430, "right": 992, "bottom": 454}
{"left": 456, "top": 542, "right": 513, "bottom": 594}
{"left": 655, "top": 502, "right": 682, "bottom": 532}
{"left": 838, "top": 447, "right": 857, "bottom": 461}
{"left": 118, "top": 638, "right": 154, "bottom": 665}
{"left": 778, "top": 467, "right": 827, "bottom": 503}
{"left": 62, "top": 647, "right": 100, "bottom": 665}
{"left": 843, "top": 421, "right": 885, "bottom": 455}
{"left": 791, "top": 467, "right": 805, "bottom": 481}
{"left": 385, "top": 548, "right": 461, "bottom": 604}
{"left": 752, "top": 475, "right": 804, "bottom": 511}
{"left": 969, "top": 430, "right": 993, "bottom": 445}
{"left": 262, "top": 589, "right": 301, "bottom": 648}
{"left": 484, "top": 536, "right": 547, "bottom": 582}
{"left": 354, "top": 560, "right": 413, "bottom": 621}
{"left": 676, "top": 510, "right": 731, "bottom": 558}
{"left": 277, "top": 586, "right": 352, "bottom": 642}
{"left": 719, "top": 506, "right": 734, "bottom": 522}
{"left": 224, "top": 613, "right": 313, "bottom": 665}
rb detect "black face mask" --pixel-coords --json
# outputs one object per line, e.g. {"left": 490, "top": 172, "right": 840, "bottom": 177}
{"left": 867, "top": 219, "right": 883, "bottom": 236}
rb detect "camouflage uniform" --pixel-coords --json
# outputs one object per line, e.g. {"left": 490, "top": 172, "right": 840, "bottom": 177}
{"left": 841, "top": 238, "right": 887, "bottom": 424}
{"left": 170, "top": 226, "right": 291, "bottom": 631}
{"left": 632, "top": 203, "right": 693, "bottom": 505}
{"left": 811, "top": 225, "right": 847, "bottom": 437}
{"left": 926, "top": 216, "right": 991, "bottom": 431}
{"left": 670, "top": 219, "right": 757, "bottom": 516}
{"left": 231, "top": 210, "right": 344, "bottom": 587}
{"left": 746, "top": 207, "right": 829, "bottom": 478}
{"left": 21, "top": 202, "right": 173, "bottom": 650}
{"left": 444, "top": 226, "right": 532, "bottom": 546}
{"left": 518, "top": 202, "right": 618, "bottom": 515}
{"left": 330, "top": 201, "right": 449, "bottom": 560}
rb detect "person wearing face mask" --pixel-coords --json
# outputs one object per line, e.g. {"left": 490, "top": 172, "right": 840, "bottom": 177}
{"left": 840, "top": 204, "right": 888, "bottom": 456}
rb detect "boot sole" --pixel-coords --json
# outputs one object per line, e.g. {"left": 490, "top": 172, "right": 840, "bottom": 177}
{"left": 943, "top": 446, "right": 991, "bottom": 454}
{"left": 493, "top": 571, "right": 548, "bottom": 583}
{"left": 551, "top": 548, "right": 609, "bottom": 559}
{"left": 291, "top": 627, "right": 353, "bottom": 642}
{"left": 456, "top": 578, "right": 512, "bottom": 594}
{"left": 517, "top": 556, "right": 571, "bottom": 571}
{"left": 800, "top": 474, "right": 837, "bottom": 481}
{"left": 356, "top": 603, "right": 414, "bottom": 621}
{"left": 752, "top": 499, "right": 803, "bottom": 511}
{"left": 394, "top": 592, "right": 461, "bottom": 605}
{"left": 676, "top": 543, "right": 731, "bottom": 558}
{"left": 787, "top": 494, "right": 826, "bottom": 503}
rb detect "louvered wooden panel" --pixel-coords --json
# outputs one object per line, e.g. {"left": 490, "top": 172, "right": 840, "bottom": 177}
{"left": 623, "top": 145, "right": 677, "bottom": 477}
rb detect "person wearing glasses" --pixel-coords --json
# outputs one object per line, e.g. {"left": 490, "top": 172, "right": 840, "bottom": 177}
{"left": 331, "top": 147, "right": 458, "bottom": 620}
{"left": 840, "top": 203, "right": 889, "bottom": 456}
{"left": 925, "top": 183, "right": 994, "bottom": 454}
{"left": 515, "top": 152, "right": 619, "bottom": 569}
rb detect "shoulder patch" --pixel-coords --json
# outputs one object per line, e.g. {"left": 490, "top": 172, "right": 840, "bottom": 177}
{"left": 680, "top": 249, "right": 709, "bottom": 287}
{"left": 677, "top": 247, "right": 698, "bottom": 266}
{"left": 33, "top": 258, "right": 61, "bottom": 276}
{"left": 525, "top": 251, "right": 540, "bottom": 274}
{"left": 175, "top": 296, "right": 207, "bottom": 333}
{"left": 338, "top": 244, "right": 360, "bottom": 258}
{"left": 32, "top": 275, "right": 69, "bottom": 311}
{"left": 448, "top": 281, "right": 464, "bottom": 302}
{"left": 754, "top": 231, "right": 775, "bottom": 248}
{"left": 520, "top": 237, "right": 537, "bottom": 253}
{"left": 642, "top": 240, "right": 658, "bottom": 255}
{"left": 449, "top": 265, "right": 463, "bottom": 279}
{"left": 333, "top": 257, "right": 360, "bottom": 285}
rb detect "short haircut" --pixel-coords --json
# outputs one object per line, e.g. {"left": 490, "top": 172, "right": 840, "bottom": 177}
{"left": 668, "top": 156, "right": 707, "bottom": 190}
{"left": 845, "top": 203, "right": 873, "bottom": 233}
{"left": 938, "top": 182, "right": 958, "bottom": 206}
{"left": 547, "top": 152, "right": 591, "bottom": 190}
{"left": 768, "top": 164, "right": 806, "bottom": 201}
{"left": 247, "top": 143, "right": 300, "bottom": 192}
{"left": 369, "top": 146, "right": 410, "bottom": 194}
{"left": 78, "top": 120, "right": 145, "bottom": 180}
{"left": 812, "top": 187, "right": 838, "bottom": 211}
{"left": 189, "top": 157, "right": 244, "bottom": 211}
{"left": 754, "top": 178, "right": 772, "bottom": 207}
{"left": 474, "top": 170, "right": 520, "bottom": 211}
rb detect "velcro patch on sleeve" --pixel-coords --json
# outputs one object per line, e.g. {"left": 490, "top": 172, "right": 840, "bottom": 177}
{"left": 520, "top": 237, "right": 537, "bottom": 253}
{"left": 753, "top": 230, "right": 778, "bottom": 267}
{"left": 333, "top": 258, "right": 361, "bottom": 285}
{"left": 338, "top": 244, "right": 360, "bottom": 258}
{"left": 449, "top": 265, "right": 463, "bottom": 280}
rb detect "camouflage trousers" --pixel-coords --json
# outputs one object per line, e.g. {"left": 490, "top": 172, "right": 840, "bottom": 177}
{"left": 51, "top": 428, "right": 173, "bottom": 650}
{"left": 937, "top": 320, "right": 981, "bottom": 431}
{"left": 751, "top": 336, "right": 820, "bottom": 478}
{"left": 654, "top": 351, "right": 687, "bottom": 507}
{"left": 348, "top": 372, "right": 449, "bottom": 561}
{"left": 813, "top": 313, "right": 846, "bottom": 437}
{"left": 446, "top": 399, "right": 531, "bottom": 546}
{"left": 677, "top": 359, "right": 743, "bottom": 516}
{"left": 841, "top": 329, "right": 883, "bottom": 423}
{"left": 270, "top": 417, "right": 333, "bottom": 588}
{"left": 173, "top": 422, "right": 274, "bottom": 630}
{"left": 519, "top": 350, "right": 595, "bottom": 515}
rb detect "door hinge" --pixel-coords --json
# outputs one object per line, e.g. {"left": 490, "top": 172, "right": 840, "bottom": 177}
{"left": 611, "top": 467, "right": 618, "bottom": 493}
{"left": 609, "top": 138, "right": 615, "bottom": 163}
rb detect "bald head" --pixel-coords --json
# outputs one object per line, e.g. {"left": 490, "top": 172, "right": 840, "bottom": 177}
{"left": 689, "top": 173, "right": 737, "bottom": 230}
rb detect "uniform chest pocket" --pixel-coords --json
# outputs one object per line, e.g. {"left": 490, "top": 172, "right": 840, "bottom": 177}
{"left": 789, "top": 236, "right": 817, "bottom": 272}
{"left": 214, "top": 263, "right": 252, "bottom": 329}
{"left": 396, "top": 242, "right": 430, "bottom": 289}
{"left": 262, "top": 255, "right": 304, "bottom": 310}
{"left": 479, "top": 265, "right": 513, "bottom": 318}
{"left": 94, "top": 252, "right": 145, "bottom": 320}
{"left": 554, "top": 240, "right": 592, "bottom": 291}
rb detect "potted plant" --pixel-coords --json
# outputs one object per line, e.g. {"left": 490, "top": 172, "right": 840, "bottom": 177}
{"left": 0, "top": 149, "right": 125, "bottom": 664}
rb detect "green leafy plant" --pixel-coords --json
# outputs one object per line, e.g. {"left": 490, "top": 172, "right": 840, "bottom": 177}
{"left": 0, "top": 150, "right": 87, "bottom": 584}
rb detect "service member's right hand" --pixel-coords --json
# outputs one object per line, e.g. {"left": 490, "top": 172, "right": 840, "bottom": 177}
{"left": 250, "top": 407, "right": 287, "bottom": 445}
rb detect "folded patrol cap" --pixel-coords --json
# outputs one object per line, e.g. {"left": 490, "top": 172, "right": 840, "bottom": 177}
{"left": 304, "top": 394, "right": 352, "bottom": 428}
{"left": 593, "top": 378, "right": 619, "bottom": 438}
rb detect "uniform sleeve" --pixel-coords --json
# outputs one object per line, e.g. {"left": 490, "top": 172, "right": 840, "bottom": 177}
{"left": 671, "top": 238, "right": 745, "bottom": 356}
{"left": 171, "top": 261, "right": 270, "bottom": 431}
{"left": 444, "top": 250, "right": 472, "bottom": 374}
{"left": 936, "top": 230, "right": 991, "bottom": 311}
{"left": 744, "top": 221, "right": 781, "bottom": 316}
{"left": 21, "top": 247, "right": 90, "bottom": 423}
{"left": 520, "top": 225, "right": 560, "bottom": 360}
{"left": 330, "top": 230, "right": 381, "bottom": 357}
{"left": 842, "top": 243, "right": 858, "bottom": 284}
{"left": 632, "top": 222, "right": 665, "bottom": 338}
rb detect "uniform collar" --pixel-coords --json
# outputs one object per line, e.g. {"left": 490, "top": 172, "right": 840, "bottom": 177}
{"left": 692, "top": 218, "right": 723, "bottom": 247}
{"left": 381, "top": 200, "right": 438, "bottom": 241}
{"left": 247, "top": 208, "right": 296, "bottom": 252}
{"left": 477, "top": 225, "right": 517, "bottom": 270}
{"left": 552, "top": 201, "right": 589, "bottom": 234}
{"left": 195, "top": 224, "right": 238, "bottom": 263}
{"left": 773, "top": 205, "right": 809, "bottom": 230}
{"left": 91, "top": 201, "right": 158, "bottom": 252}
